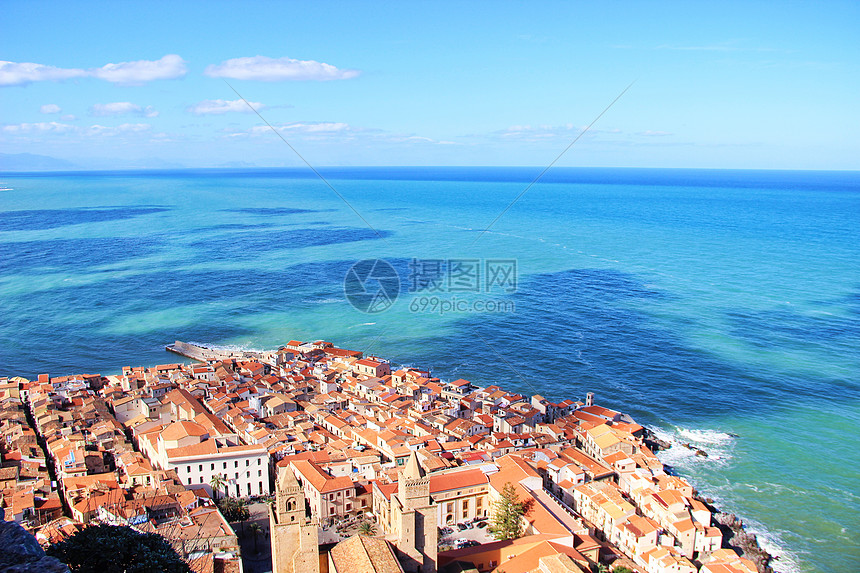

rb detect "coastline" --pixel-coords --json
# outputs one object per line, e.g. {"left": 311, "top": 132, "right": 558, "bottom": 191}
{"left": 172, "top": 340, "right": 781, "bottom": 571}
{"left": 643, "top": 426, "right": 775, "bottom": 573}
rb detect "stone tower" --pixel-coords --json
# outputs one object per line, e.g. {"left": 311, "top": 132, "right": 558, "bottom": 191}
{"left": 269, "top": 466, "right": 320, "bottom": 573}
{"left": 395, "top": 452, "right": 437, "bottom": 573}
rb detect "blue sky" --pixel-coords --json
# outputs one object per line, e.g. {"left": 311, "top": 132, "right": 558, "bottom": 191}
{"left": 2, "top": 0, "right": 858, "bottom": 169}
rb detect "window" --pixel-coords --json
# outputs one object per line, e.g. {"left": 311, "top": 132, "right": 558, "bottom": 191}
{"left": 258, "top": 458, "right": 262, "bottom": 465}
{"left": 260, "top": 481, "right": 264, "bottom": 493}
{"left": 211, "top": 463, "right": 215, "bottom": 470}
{"left": 187, "top": 466, "right": 191, "bottom": 473}
{"left": 200, "top": 476, "right": 203, "bottom": 483}
{"left": 329, "top": 507, "right": 335, "bottom": 515}
{"left": 234, "top": 461, "right": 238, "bottom": 468}
{"left": 246, "top": 459, "right": 250, "bottom": 466}
{"left": 235, "top": 472, "right": 239, "bottom": 479}
{"left": 258, "top": 470, "right": 262, "bottom": 477}
{"left": 223, "top": 462, "right": 227, "bottom": 469}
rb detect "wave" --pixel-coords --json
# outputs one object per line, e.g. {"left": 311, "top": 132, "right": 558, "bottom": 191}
{"left": 739, "top": 519, "right": 804, "bottom": 573}
{"left": 186, "top": 341, "right": 267, "bottom": 353}
{"left": 302, "top": 298, "right": 343, "bottom": 305}
{"left": 675, "top": 427, "right": 736, "bottom": 445}
{"left": 651, "top": 425, "right": 737, "bottom": 467}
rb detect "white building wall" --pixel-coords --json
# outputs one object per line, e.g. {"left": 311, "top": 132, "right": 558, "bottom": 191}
{"left": 170, "top": 451, "right": 269, "bottom": 498}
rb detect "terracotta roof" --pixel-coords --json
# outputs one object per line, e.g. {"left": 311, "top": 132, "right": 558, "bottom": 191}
{"left": 429, "top": 468, "right": 488, "bottom": 494}
{"left": 161, "top": 420, "right": 208, "bottom": 441}
{"left": 291, "top": 459, "right": 354, "bottom": 494}
{"left": 329, "top": 534, "right": 403, "bottom": 573}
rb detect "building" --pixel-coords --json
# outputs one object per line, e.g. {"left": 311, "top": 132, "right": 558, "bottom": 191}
{"left": 269, "top": 466, "right": 321, "bottom": 573}
{"left": 289, "top": 459, "right": 357, "bottom": 522}
{"left": 387, "top": 452, "right": 437, "bottom": 573}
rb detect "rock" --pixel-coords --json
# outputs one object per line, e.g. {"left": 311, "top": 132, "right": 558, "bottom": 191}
{"left": 695, "top": 449, "right": 708, "bottom": 458}
{"left": 0, "top": 520, "right": 70, "bottom": 573}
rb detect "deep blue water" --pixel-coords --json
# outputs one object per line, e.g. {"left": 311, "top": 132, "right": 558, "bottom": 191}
{"left": 1, "top": 167, "right": 858, "bottom": 572}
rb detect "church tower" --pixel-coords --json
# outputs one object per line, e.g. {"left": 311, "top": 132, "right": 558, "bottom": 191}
{"left": 269, "top": 466, "right": 320, "bottom": 573}
{"left": 395, "top": 452, "right": 437, "bottom": 573}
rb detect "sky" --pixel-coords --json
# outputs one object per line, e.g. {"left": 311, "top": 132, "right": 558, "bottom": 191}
{"left": 1, "top": 0, "right": 858, "bottom": 170}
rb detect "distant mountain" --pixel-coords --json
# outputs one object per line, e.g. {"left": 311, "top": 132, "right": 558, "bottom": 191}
{"left": 0, "top": 153, "right": 78, "bottom": 172}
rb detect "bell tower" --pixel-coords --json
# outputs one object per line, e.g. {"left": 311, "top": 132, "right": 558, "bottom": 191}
{"left": 395, "top": 452, "right": 437, "bottom": 573}
{"left": 269, "top": 465, "right": 319, "bottom": 573}
{"left": 276, "top": 465, "right": 306, "bottom": 525}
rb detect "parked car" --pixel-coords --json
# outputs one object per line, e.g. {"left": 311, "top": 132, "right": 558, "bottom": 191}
{"left": 477, "top": 521, "right": 488, "bottom": 528}
{"left": 457, "top": 523, "right": 468, "bottom": 531}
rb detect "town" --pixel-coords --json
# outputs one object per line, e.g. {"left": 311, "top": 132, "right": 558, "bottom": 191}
{"left": 0, "top": 339, "right": 762, "bottom": 573}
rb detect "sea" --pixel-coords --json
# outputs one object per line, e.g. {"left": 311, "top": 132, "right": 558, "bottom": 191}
{"left": 0, "top": 167, "right": 857, "bottom": 572}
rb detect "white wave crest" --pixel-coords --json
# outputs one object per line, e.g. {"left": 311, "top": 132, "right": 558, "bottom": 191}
{"left": 651, "top": 425, "right": 737, "bottom": 467}
{"left": 675, "top": 427, "right": 735, "bottom": 445}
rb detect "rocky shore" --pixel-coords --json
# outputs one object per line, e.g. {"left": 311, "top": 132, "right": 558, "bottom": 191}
{"left": 642, "top": 426, "right": 672, "bottom": 452}
{"left": 647, "top": 427, "right": 776, "bottom": 573}
{"left": 707, "top": 505, "right": 775, "bottom": 573}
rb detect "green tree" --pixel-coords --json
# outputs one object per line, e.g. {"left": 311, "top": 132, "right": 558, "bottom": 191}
{"left": 488, "top": 482, "right": 526, "bottom": 541}
{"left": 358, "top": 521, "right": 377, "bottom": 536}
{"left": 612, "top": 566, "right": 634, "bottom": 573}
{"left": 46, "top": 523, "right": 190, "bottom": 573}
{"left": 209, "top": 473, "right": 226, "bottom": 501}
{"left": 249, "top": 523, "right": 262, "bottom": 554}
{"left": 217, "top": 496, "right": 250, "bottom": 522}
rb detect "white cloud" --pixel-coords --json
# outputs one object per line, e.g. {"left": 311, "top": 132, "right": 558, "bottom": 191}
{"left": 493, "top": 124, "right": 622, "bottom": 142}
{"left": 90, "top": 102, "right": 158, "bottom": 117}
{"left": 40, "top": 104, "right": 62, "bottom": 114}
{"left": 2, "top": 121, "right": 76, "bottom": 133}
{"left": 61, "top": 114, "right": 77, "bottom": 121}
{"left": 226, "top": 121, "right": 456, "bottom": 146}
{"left": 86, "top": 123, "right": 151, "bottom": 136}
{"left": 281, "top": 122, "right": 351, "bottom": 133}
{"left": 204, "top": 56, "right": 359, "bottom": 81}
{"left": 0, "top": 55, "right": 186, "bottom": 87}
{"left": 187, "top": 99, "right": 263, "bottom": 115}
{"left": 0, "top": 61, "right": 86, "bottom": 86}
{"left": 90, "top": 54, "right": 186, "bottom": 85}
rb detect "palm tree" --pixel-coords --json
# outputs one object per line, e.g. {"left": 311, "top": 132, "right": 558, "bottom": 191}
{"left": 249, "top": 523, "right": 262, "bottom": 554}
{"left": 357, "top": 521, "right": 377, "bottom": 536}
{"left": 209, "top": 473, "right": 226, "bottom": 501}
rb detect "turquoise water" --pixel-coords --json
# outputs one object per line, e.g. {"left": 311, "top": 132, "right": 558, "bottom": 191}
{"left": 1, "top": 167, "right": 858, "bottom": 572}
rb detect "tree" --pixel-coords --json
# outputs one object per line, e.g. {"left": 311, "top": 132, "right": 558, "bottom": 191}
{"left": 358, "top": 521, "right": 377, "bottom": 536}
{"left": 46, "top": 523, "right": 190, "bottom": 573}
{"left": 488, "top": 482, "right": 526, "bottom": 541}
{"left": 612, "top": 567, "right": 634, "bottom": 573}
{"left": 249, "top": 523, "right": 262, "bottom": 554}
{"left": 217, "top": 496, "right": 250, "bottom": 523}
{"left": 209, "top": 473, "right": 226, "bottom": 501}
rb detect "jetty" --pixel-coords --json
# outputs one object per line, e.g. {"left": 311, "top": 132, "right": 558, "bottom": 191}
{"left": 165, "top": 340, "right": 267, "bottom": 363}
